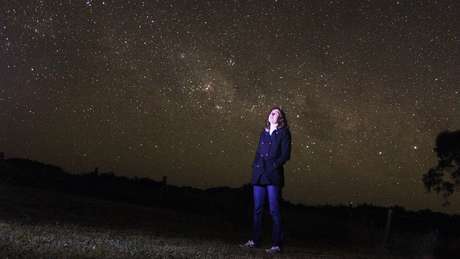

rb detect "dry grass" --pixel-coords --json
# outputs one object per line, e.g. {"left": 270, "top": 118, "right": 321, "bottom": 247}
{"left": 0, "top": 221, "right": 413, "bottom": 259}
{"left": 0, "top": 184, "right": 420, "bottom": 258}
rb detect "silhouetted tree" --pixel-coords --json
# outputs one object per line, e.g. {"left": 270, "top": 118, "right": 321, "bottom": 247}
{"left": 423, "top": 130, "right": 460, "bottom": 206}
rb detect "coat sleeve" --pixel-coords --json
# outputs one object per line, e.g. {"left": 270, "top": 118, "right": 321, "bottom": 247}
{"left": 273, "top": 129, "right": 291, "bottom": 168}
{"left": 252, "top": 132, "right": 263, "bottom": 167}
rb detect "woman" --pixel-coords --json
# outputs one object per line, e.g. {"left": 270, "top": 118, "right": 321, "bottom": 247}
{"left": 240, "top": 106, "right": 292, "bottom": 254}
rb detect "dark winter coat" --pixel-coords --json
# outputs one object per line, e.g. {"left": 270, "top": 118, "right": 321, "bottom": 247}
{"left": 251, "top": 126, "right": 292, "bottom": 187}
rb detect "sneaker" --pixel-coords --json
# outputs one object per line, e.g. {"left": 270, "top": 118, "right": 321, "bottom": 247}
{"left": 239, "top": 240, "right": 256, "bottom": 248}
{"left": 265, "top": 246, "right": 281, "bottom": 254}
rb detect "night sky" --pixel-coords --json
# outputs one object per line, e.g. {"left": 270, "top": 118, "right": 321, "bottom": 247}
{"left": 1, "top": 0, "right": 459, "bottom": 214}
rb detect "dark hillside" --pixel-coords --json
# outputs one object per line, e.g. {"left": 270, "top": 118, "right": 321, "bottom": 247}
{"left": 1, "top": 158, "right": 460, "bottom": 257}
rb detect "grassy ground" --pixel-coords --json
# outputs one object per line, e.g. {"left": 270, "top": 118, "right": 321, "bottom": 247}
{"left": 0, "top": 184, "right": 416, "bottom": 258}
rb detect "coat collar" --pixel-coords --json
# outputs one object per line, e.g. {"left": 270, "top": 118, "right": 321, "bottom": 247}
{"left": 265, "top": 127, "right": 282, "bottom": 135}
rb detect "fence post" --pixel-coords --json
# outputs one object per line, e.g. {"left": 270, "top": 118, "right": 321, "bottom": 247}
{"left": 382, "top": 208, "right": 393, "bottom": 249}
{"left": 160, "top": 176, "right": 167, "bottom": 203}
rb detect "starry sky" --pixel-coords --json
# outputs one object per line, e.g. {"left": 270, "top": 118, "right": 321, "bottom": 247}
{"left": 1, "top": 0, "right": 459, "bottom": 214}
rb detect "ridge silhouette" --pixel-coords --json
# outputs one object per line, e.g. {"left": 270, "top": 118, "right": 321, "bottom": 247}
{"left": 1, "top": 156, "right": 460, "bottom": 256}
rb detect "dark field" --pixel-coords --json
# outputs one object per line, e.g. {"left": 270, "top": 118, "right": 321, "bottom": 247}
{"left": 0, "top": 183, "right": 442, "bottom": 259}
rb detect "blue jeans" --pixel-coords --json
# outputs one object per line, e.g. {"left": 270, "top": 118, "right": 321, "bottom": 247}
{"left": 252, "top": 184, "right": 284, "bottom": 247}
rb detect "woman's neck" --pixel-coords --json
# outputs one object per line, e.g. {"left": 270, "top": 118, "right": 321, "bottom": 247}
{"left": 269, "top": 124, "right": 278, "bottom": 134}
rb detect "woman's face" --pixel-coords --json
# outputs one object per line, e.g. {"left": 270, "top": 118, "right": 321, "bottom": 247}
{"left": 268, "top": 109, "right": 281, "bottom": 125}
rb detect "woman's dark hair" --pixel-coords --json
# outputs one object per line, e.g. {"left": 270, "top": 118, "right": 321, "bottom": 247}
{"left": 265, "top": 106, "right": 288, "bottom": 129}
